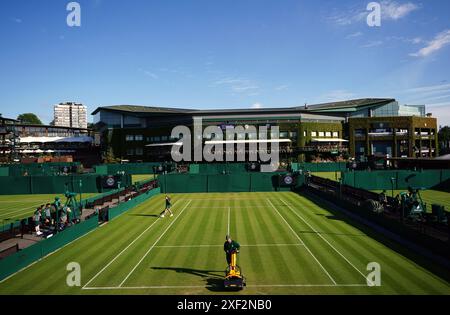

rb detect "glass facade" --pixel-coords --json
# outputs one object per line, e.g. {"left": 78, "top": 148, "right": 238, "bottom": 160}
{"left": 94, "top": 111, "right": 122, "bottom": 128}
{"left": 350, "top": 101, "right": 425, "bottom": 118}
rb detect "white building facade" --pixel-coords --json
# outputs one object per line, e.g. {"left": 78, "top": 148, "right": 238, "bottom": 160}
{"left": 54, "top": 102, "right": 87, "bottom": 129}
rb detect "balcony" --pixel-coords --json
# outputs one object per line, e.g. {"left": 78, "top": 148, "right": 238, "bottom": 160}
{"left": 368, "top": 131, "right": 393, "bottom": 137}
{"left": 299, "top": 145, "right": 348, "bottom": 153}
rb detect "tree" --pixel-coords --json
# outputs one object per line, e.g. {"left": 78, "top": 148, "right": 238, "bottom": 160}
{"left": 438, "top": 126, "right": 450, "bottom": 155}
{"left": 17, "top": 113, "right": 43, "bottom": 125}
{"left": 103, "top": 147, "right": 120, "bottom": 164}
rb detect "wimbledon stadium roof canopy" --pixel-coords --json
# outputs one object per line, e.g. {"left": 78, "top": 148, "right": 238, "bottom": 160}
{"left": 92, "top": 98, "right": 395, "bottom": 116}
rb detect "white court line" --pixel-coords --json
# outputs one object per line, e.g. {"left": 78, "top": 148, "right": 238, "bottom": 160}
{"left": 186, "top": 198, "right": 266, "bottom": 201}
{"left": 189, "top": 206, "right": 269, "bottom": 209}
{"left": 279, "top": 198, "right": 372, "bottom": 286}
{"left": 153, "top": 243, "right": 304, "bottom": 248}
{"left": 118, "top": 200, "right": 192, "bottom": 287}
{"left": 82, "top": 283, "right": 368, "bottom": 290}
{"left": 82, "top": 200, "right": 181, "bottom": 289}
{"left": 227, "top": 207, "right": 230, "bottom": 235}
{"left": 0, "top": 202, "right": 47, "bottom": 217}
{"left": 267, "top": 199, "right": 337, "bottom": 285}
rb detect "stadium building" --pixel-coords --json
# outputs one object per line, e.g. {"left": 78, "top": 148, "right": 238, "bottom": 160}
{"left": 0, "top": 115, "right": 100, "bottom": 165}
{"left": 92, "top": 98, "right": 438, "bottom": 163}
{"left": 93, "top": 98, "right": 439, "bottom": 163}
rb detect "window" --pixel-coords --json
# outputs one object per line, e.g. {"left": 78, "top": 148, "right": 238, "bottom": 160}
{"left": 289, "top": 131, "right": 298, "bottom": 138}
{"left": 135, "top": 147, "right": 143, "bottom": 155}
{"left": 303, "top": 131, "right": 307, "bottom": 137}
{"left": 154, "top": 136, "right": 161, "bottom": 142}
{"left": 318, "top": 132, "right": 325, "bottom": 137}
{"left": 325, "top": 132, "right": 331, "bottom": 137}
{"left": 126, "top": 148, "right": 134, "bottom": 155}
{"left": 333, "top": 131, "right": 339, "bottom": 138}
{"left": 311, "top": 131, "right": 317, "bottom": 137}
{"left": 161, "top": 136, "right": 168, "bottom": 141}
{"left": 125, "top": 135, "right": 134, "bottom": 141}
{"left": 135, "top": 135, "right": 143, "bottom": 141}
{"left": 279, "top": 131, "right": 289, "bottom": 139}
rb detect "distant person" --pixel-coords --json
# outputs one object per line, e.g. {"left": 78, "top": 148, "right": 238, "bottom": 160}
{"left": 33, "top": 207, "right": 43, "bottom": 236}
{"left": 379, "top": 190, "right": 388, "bottom": 206}
{"left": 160, "top": 195, "right": 173, "bottom": 218}
{"left": 44, "top": 203, "right": 52, "bottom": 224}
{"left": 59, "top": 206, "right": 70, "bottom": 227}
{"left": 224, "top": 235, "right": 240, "bottom": 266}
{"left": 20, "top": 218, "right": 27, "bottom": 238}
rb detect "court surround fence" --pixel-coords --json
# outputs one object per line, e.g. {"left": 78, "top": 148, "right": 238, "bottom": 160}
{"left": 0, "top": 214, "right": 99, "bottom": 281}
{"left": 340, "top": 169, "right": 450, "bottom": 190}
{"left": 0, "top": 163, "right": 81, "bottom": 177}
{"left": 159, "top": 172, "right": 301, "bottom": 193}
{"left": 0, "top": 182, "right": 161, "bottom": 282}
{"left": 0, "top": 174, "right": 132, "bottom": 195}
{"left": 94, "top": 162, "right": 172, "bottom": 175}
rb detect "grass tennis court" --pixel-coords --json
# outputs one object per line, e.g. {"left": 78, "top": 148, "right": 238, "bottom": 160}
{"left": 132, "top": 174, "right": 155, "bottom": 184}
{"left": 312, "top": 172, "right": 340, "bottom": 181}
{"left": 0, "top": 193, "right": 99, "bottom": 223}
{"left": 0, "top": 192, "right": 448, "bottom": 295}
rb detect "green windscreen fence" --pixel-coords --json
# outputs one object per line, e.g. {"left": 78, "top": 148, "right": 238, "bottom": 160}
{"left": 193, "top": 163, "right": 249, "bottom": 174}
{"left": 108, "top": 187, "right": 160, "bottom": 220}
{"left": 159, "top": 173, "right": 296, "bottom": 193}
{"left": 0, "top": 174, "right": 132, "bottom": 195}
{"left": 292, "top": 162, "right": 347, "bottom": 172}
{"left": 189, "top": 164, "right": 200, "bottom": 174}
{"left": 0, "top": 215, "right": 99, "bottom": 281}
{"left": 207, "top": 173, "right": 251, "bottom": 192}
{"left": 6, "top": 162, "right": 81, "bottom": 177}
{"left": 341, "top": 169, "right": 450, "bottom": 190}
{"left": 94, "top": 163, "right": 174, "bottom": 175}
{"left": 0, "top": 167, "right": 9, "bottom": 176}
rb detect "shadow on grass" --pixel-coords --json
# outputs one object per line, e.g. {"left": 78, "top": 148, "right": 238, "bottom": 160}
{"left": 297, "top": 190, "right": 450, "bottom": 283}
{"left": 316, "top": 213, "right": 348, "bottom": 221}
{"left": 151, "top": 266, "right": 230, "bottom": 292}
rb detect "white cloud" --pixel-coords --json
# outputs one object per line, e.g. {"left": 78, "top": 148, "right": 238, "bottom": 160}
{"left": 275, "top": 84, "right": 289, "bottom": 91}
{"left": 328, "top": 1, "right": 418, "bottom": 26}
{"left": 426, "top": 104, "right": 450, "bottom": 126}
{"left": 381, "top": 1, "right": 418, "bottom": 20}
{"left": 327, "top": 8, "right": 366, "bottom": 26}
{"left": 402, "top": 83, "right": 450, "bottom": 94}
{"left": 252, "top": 103, "right": 263, "bottom": 109}
{"left": 138, "top": 68, "right": 158, "bottom": 79}
{"left": 409, "top": 37, "right": 423, "bottom": 44}
{"left": 12, "top": 18, "right": 22, "bottom": 23}
{"left": 212, "top": 77, "right": 260, "bottom": 94}
{"left": 361, "top": 40, "right": 383, "bottom": 48}
{"left": 410, "top": 30, "right": 450, "bottom": 57}
{"left": 346, "top": 32, "right": 363, "bottom": 39}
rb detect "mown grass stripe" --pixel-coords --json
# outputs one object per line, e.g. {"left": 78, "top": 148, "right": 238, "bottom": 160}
{"left": 287, "top": 193, "right": 450, "bottom": 293}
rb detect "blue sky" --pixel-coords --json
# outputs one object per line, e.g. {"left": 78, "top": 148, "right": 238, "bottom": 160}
{"left": 0, "top": 0, "right": 449, "bottom": 125}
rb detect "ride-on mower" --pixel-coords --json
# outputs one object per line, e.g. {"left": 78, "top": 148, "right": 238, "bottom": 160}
{"left": 224, "top": 249, "right": 246, "bottom": 289}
